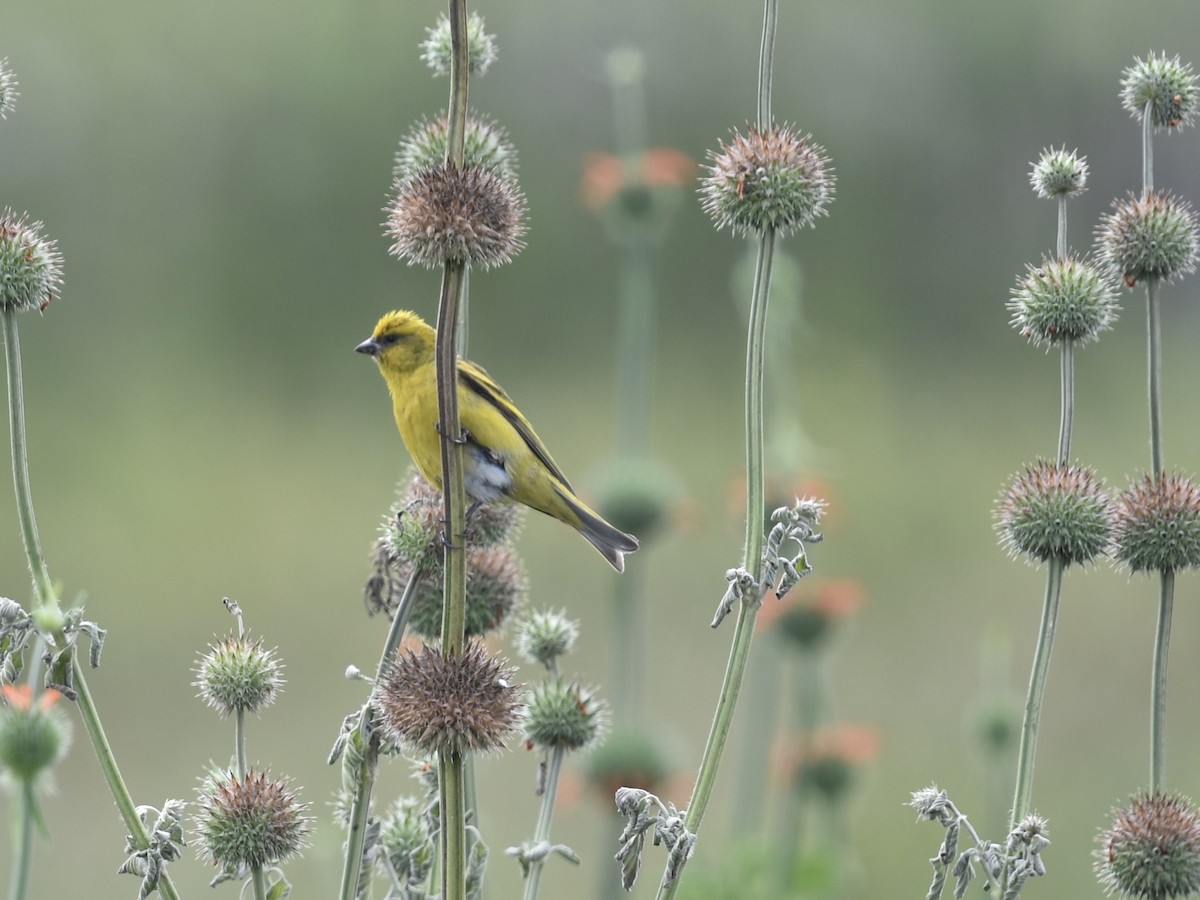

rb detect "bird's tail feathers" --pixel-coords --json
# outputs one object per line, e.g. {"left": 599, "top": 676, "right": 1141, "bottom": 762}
{"left": 554, "top": 485, "right": 639, "bottom": 573}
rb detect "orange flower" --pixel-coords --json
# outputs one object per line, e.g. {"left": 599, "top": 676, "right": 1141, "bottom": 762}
{"left": 580, "top": 148, "right": 695, "bottom": 211}
{"left": 0, "top": 683, "right": 61, "bottom": 712}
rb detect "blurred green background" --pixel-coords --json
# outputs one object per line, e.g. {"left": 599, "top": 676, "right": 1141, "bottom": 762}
{"left": 5, "top": 1, "right": 1200, "bottom": 897}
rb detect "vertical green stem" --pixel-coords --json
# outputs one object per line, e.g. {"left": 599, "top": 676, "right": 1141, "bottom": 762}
{"left": 610, "top": 564, "right": 644, "bottom": 728}
{"left": 1057, "top": 340, "right": 1074, "bottom": 465}
{"left": 9, "top": 784, "right": 34, "bottom": 900}
{"left": 439, "top": 751, "right": 467, "bottom": 900}
{"left": 755, "top": 0, "right": 777, "bottom": 130}
{"left": 656, "top": 226, "right": 777, "bottom": 900}
{"left": 1146, "top": 279, "right": 1163, "bottom": 478}
{"left": 1055, "top": 196, "right": 1067, "bottom": 261}
{"left": 3, "top": 306, "right": 56, "bottom": 614}
{"left": 1142, "top": 100, "right": 1155, "bottom": 193}
{"left": 521, "top": 747, "right": 565, "bottom": 900}
{"left": 615, "top": 242, "right": 654, "bottom": 457}
{"left": 1007, "top": 557, "right": 1064, "bottom": 831}
{"left": 1150, "top": 570, "right": 1174, "bottom": 793}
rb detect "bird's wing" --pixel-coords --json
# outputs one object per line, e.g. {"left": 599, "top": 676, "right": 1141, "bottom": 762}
{"left": 458, "top": 359, "right": 575, "bottom": 492}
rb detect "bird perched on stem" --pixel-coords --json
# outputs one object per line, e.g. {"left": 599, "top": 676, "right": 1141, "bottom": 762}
{"left": 357, "top": 310, "right": 639, "bottom": 572}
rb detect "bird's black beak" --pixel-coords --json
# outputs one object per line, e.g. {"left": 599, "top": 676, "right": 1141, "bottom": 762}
{"left": 355, "top": 338, "right": 379, "bottom": 357}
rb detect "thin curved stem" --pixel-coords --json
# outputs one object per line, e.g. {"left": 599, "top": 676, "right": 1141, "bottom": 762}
{"left": 755, "top": 0, "right": 777, "bottom": 129}
{"left": 1151, "top": 570, "right": 1174, "bottom": 794}
{"left": 1142, "top": 100, "right": 1155, "bottom": 194}
{"left": 8, "top": 784, "right": 34, "bottom": 900}
{"left": 1057, "top": 339, "right": 1074, "bottom": 465}
{"left": 1008, "top": 557, "right": 1064, "bottom": 831}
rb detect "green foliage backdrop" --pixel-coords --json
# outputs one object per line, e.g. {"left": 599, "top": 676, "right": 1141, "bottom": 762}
{"left": 3, "top": 0, "right": 1200, "bottom": 896}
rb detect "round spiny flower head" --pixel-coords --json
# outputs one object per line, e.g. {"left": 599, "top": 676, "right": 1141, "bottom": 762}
{"left": 1120, "top": 52, "right": 1199, "bottom": 131}
{"left": 0, "top": 59, "right": 17, "bottom": 119}
{"left": 1030, "top": 146, "right": 1089, "bottom": 199}
{"left": 515, "top": 608, "right": 579, "bottom": 670}
{"left": 404, "top": 544, "right": 527, "bottom": 641}
{"left": 195, "top": 769, "right": 310, "bottom": 873}
{"left": 379, "top": 797, "right": 435, "bottom": 885}
{"left": 1008, "top": 254, "right": 1119, "bottom": 347}
{"left": 194, "top": 633, "right": 284, "bottom": 716}
{"left": 374, "top": 641, "right": 522, "bottom": 758}
{"left": 420, "top": 12, "right": 498, "bottom": 77}
{"left": 585, "top": 730, "right": 670, "bottom": 799}
{"left": 524, "top": 679, "right": 608, "bottom": 753}
{"left": 0, "top": 685, "right": 69, "bottom": 789}
{"left": 1096, "top": 792, "right": 1200, "bottom": 899}
{"left": 1113, "top": 473, "right": 1200, "bottom": 573}
{"left": 395, "top": 111, "right": 518, "bottom": 182}
{"left": 387, "top": 163, "right": 526, "bottom": 270}
{"left": 700, "top": 123, "right": 834, "bottom": 237}
{"left": 383, "top": 473, "right": 522, "bottom": 574}
{"left": 0, "top": 209, "right": 62, "bottom": 313}
{"left": 1098, "top": 191, "right": 1199, "bottom": 287}
{"left": 996, "top": 460, "right": 1114, "bottom": 566}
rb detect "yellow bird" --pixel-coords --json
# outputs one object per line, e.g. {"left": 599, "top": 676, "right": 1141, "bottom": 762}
{"left": 356, "top": 310, "right": 639, "bottom": 572}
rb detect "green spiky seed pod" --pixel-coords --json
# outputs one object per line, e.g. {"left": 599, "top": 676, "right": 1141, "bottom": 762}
{"left": 420, "top": 12, "right": 498, "bottom": 77}
{"left": 1096, "top": 792, "right": 1200, "bottom": 899}
{"left": 1008, "top": 255, "right": 1119, "bottom": 347}
{"left": 195, "top": 769, "right": 310, "bottom": 873}
{"left": 1029, "top": 146, "right": 1088, "bottom": 199}
{"left": 524, "top": 679, "right": 607, "bottom": 752}
{"left": 1113, "top": 473, "right": 1200, "bottom": 573}
{"left": 378, "top": 797, "right": 435, "bottom": 887}
{"left": 0, "top": 686, "right": 69, "bottom": 788}
{"left": 1098, "top": 191, "right": 1199, "bottom": 287}
{"left": 700, "top": 123, "right": 834, "bottom": 236}
{"left": 0, "top": 210, "right": 62, "bottom": 313}
{"left": 194, "top": 634, "right": 284, "bottom": 716}
{"left": 1121, "top": 52, "right": 1199, "bottom": 131}
{"left": 0, "top": 59, "right": 17, "bottom": 119}
{"left": 387, "top": 163, "right": 526, "bottom": 270}
{"left": 395, "top": 111, "right": 518, "bottom": 182}
{"left": 996, "top": 461, "right": 1114, "bottom": 566}
{"left": 515, "top": 608, "right": 579, "bottom": 671}
{"left": 374, "top": 641, "right": 522, "bottom": 758}
{"left": 403, "top": 545, "right": 527, "bottom": 640}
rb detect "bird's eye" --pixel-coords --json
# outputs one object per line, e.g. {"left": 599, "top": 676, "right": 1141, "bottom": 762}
{"left": 376, "top": 332, "right": 403, "bottom": 347}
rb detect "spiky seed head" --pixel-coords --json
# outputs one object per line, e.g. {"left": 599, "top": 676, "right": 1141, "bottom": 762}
{"left": 524, "top": 679, "right": 608, "bottom": 752}
{"left": 395, "top": 112, "right": 518, "bottom": 182}
{"left": 0, "top": 685, "right": 69, "bottom": 789}
{"left": 586, "top": 730, "right": 670, "bottom": 798}
{"left": 1098, "top": 191, "right": 1199, "bottom": 287}
{"left": 515, "top": 608, "right": 579, "bottom": 670}
{"left": 195, "top": 769, "right": 310, "bottom": 873}
{"left": 194, "top": 634, "right": 284, "bottom": 716}
{"left": 0, "top": 59, "right": 17, "bottom": 119}
{"left": 1096, "top": 792, "right": 1200, "bottom": 899}
{"left": 996, "top": 461, "right": 1114, "bottom": 566}
{"left": 387, "top": 163, "right": 526, "bottom": 270}
{"left": 420, "top": 12, "right": 498, "bottom": 77}
{"left": 1120, "top": 52, "right": 1199, "bottom": 131}
{"left": 1113, "top": 473, "right": 1200, "bottom": 573}
{"left": 405, "top": 545, "right": 526, "bottom": 640}
{"left": 0, "top": 209, "right": 62, "bottom": 313}
{"left": 374, "top": 641, "right": 522, "bottom": 758}
{"left": 700, "top": 124, "right": 834, "bottom": 237}
{"left": 378, "top": 797, "right": 435, "bottom": 885}
{"left": 1030, "top": 146, "right": 1089, "bottom": 199}
{"left": 1008, "top": 255, "right": 1119, "bottom": 347}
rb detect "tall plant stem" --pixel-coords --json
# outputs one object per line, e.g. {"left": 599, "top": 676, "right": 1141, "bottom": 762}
{"left": 1057, "top": 340, "right": 1074, "bottom": 465}
{"left": 3, "top": 306, "right": 179, "bottom": 900}
{"left": 435, "top": 2, "right": 471, "bottom": 898}
{"left": 1145, "top": 279, "right": 1163, "bottom": 478}
{"left": 656, "top": 227, "right": 777, "bottom": 900}
{"left": 522, "top": 747, "right": 566, "bottom": 900}
{"left": 1151, "top": 570, "right": 1174, "bottom": 793}
{"left": 1007, "top": 557, "right": 1063, "bottom": 832}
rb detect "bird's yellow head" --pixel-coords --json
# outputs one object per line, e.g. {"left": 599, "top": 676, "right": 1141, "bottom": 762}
{"left": 355, "top": 310, "right": 436, "bottom": 377}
